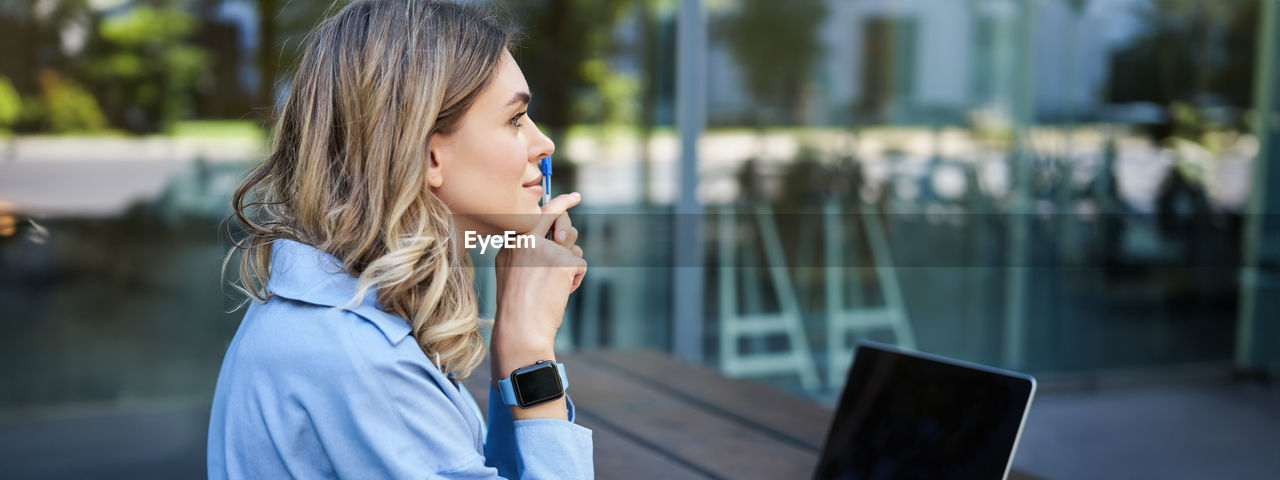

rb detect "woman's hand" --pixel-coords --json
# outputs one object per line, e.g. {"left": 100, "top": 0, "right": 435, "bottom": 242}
{"left": 490, "top": 193, "right": 585, "bottom": 419}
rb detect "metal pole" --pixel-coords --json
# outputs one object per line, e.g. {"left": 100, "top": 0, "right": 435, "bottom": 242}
{"left": 1237, "top": 0, "right": 1280, "bottom": 373}
{"left": 1002, "top": 0, "right": 1036, "bottom": 370}
{"left": 673, "top": 0, "right": 706, "bottom": 364}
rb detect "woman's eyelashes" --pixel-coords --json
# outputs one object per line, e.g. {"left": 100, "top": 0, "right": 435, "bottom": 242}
{"left": 509, "top": 111, "right": 527, "bottom": 128}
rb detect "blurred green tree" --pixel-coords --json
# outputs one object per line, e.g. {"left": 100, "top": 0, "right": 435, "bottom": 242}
{"left": 1107, "top": 0, "right": 1256, "bottom": 138}
{"left": 84, "top": 3, "right": 209, "bottom": 133}
{"left": 0, "top": 76, "right": 20, "bottom": 133}
{"left": 250, "top": 0, "right": 640, "bottom": 193}
{"left": 253, "top": 0, "right": 349, "bottom": 123}
{"left": 717, "top": 0, "right": 825, "bottom": 184}
{"left": 0, "top": 0, "right": 97, "bottom": 133}
{"left": 718, "top": 0, "right": 826, "bottom": 128}
{"left": 502, "top": 0, "right": 633, "bottom": 193}
{"left": 506, "top": 0, "right": 632, "bottom": 128}
{"left": 22, "top": 69, "right": 107, "bottom": 133}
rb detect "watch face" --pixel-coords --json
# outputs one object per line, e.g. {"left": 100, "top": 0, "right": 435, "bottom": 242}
{"left": 513, "top": 363, "right": 563, "bottom": 407}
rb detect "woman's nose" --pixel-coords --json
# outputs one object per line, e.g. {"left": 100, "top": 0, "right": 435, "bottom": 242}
{"left": 528, "top": 122, "right": 555, "bottom": 161}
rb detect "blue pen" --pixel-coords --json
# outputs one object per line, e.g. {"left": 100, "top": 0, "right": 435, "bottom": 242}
{"left": 540, "top": 156, "right": 554, "bottom": 239}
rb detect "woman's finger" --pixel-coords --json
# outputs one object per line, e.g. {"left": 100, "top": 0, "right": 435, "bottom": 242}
{"left": 553, "top": 214, "right": 574, "bottom": 246}
{"left": 566, "top": 226, "right": 578, "bottom": 246}
{"left": 535, "top": 193, "right": 581, "bottom": 238}
{"left": 568, "top": 257, "right": 587, "bottom": 293}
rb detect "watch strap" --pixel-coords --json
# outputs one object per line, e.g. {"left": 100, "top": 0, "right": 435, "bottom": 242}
{"left": 498, "top": 375, "right": 519, "bottom": 406}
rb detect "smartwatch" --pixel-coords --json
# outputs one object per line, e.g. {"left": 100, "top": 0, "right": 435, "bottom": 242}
{"left": 497, "top": 360, "right": 569, "bottom": 408}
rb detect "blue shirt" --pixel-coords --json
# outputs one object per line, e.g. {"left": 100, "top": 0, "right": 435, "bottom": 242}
{"left": 207, "top": 239, "right": 594, "bottom": 479}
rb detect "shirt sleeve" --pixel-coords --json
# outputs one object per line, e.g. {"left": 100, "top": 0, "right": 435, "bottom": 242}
{"left": 295, "top": 313, "right": 588, "bottom": 478}
{"left": 308, "top": 313, "right": 592, "bottom": 479}
{"left": 304, "top": 328, "right": 487, "bottom": 478}
{"left": 484, "top": 384, "right": 595, "bottom": 479}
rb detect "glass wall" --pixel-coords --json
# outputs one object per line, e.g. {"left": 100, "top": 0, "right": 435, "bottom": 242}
{"left": 525, "top": 0, "right": 1272, "bottom": 398}
{"left": 0, "top": 0, "right": 1276, "bottom": 463}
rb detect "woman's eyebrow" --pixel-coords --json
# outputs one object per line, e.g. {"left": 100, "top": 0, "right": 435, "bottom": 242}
{"left": 506, "top": 91, "right": 531, "bottom": 108}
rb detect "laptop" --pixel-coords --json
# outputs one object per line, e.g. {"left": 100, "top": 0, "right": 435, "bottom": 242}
{"left": 813, "top": 341, "right": 1037, "bottom": 479}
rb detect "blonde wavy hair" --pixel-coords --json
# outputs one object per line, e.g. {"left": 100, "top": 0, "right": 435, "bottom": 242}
{"left": 227, "top": 0, "right": 515, "bottom": 379}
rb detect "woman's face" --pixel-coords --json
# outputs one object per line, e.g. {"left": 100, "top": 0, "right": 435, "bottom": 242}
{"left": 428, "top": 50, "right": 555, "bottom": 236}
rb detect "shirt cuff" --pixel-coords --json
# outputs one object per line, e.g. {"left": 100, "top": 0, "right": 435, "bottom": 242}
{"left": 512, "top": 417, "right": 594, "bottom": 479}
{"left": 485, "top": 384, "right": 594, "bottom": 478}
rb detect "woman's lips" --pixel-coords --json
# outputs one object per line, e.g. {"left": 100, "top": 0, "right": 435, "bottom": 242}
{"left": 523, "top": 175, "right": 544, "bottom": 197}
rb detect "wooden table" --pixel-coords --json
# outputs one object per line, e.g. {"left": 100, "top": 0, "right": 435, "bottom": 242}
{"left": 464, "top": 349, "right": 1040, "bottom": 479}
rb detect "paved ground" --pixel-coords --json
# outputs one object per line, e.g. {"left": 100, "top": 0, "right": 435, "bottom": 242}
{"left": 0, "top": 159, "right": 191, "bottom": 217}
{"left": 1013, "top": 378, "right": 1280, "bottom": 479}
{"left": 0, "top": 136, "right": 256, "bottom": 218}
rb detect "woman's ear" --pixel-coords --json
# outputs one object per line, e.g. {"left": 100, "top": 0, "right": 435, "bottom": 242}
{"left": 427, "top": 141, "right": 446, "bottom": 189}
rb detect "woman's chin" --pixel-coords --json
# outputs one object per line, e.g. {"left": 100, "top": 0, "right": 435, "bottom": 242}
{"left": 478, "top": 213, "right": 539, "bottom": 235}
{"left": 513, "top": 214, "right": 540, "bottom": 234}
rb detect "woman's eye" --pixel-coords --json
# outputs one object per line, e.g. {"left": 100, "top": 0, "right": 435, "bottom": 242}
{"left": 509, "top": 111, "right": 526, "bottom": 128}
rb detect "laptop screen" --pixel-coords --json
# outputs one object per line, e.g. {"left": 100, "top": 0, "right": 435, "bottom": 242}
{"left": 814, "top": 342, "right": 1036, "bottom": 479}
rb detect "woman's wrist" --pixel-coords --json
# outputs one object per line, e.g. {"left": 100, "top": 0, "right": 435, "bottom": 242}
{"left": 490, "top": 288, "right": 570, "bottom": 421}
{"left": 490, "top": 309, "right": 558, "bottom": 370}
{"left": 492, "top": 346, "right": 557, "bottom": 381}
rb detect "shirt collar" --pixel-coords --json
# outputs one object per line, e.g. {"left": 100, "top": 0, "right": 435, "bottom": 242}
{"left": 266, "top": 238, "right": 414, "bottom": 345}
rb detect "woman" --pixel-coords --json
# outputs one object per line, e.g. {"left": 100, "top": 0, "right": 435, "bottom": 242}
{"left": 207, "top": 1, "right": 592, "bottom": 478}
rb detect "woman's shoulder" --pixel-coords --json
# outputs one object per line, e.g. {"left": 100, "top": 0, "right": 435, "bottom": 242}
{"left": 234, "top": 295, "right": 359, "bottom": 355}
{"left": 216, "top": 295, "right": 469, "bottom": 422}
{"left": 227, "top": 296, "right": 429, "bottom": 383}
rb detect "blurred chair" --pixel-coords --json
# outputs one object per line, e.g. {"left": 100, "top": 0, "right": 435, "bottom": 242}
{"left": 824, "top": 199, "right": 915, "bottom": 388}
{"left": 718, "top": 204, "right": 820, "bottom": 390}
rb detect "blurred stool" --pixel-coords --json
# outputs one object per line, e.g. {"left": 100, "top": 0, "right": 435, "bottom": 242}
{"left": 824, "top": 199, "right": 915, "bottom": 388}
{"left": 718, "top": 204, "right": 820, "bottom": 390}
